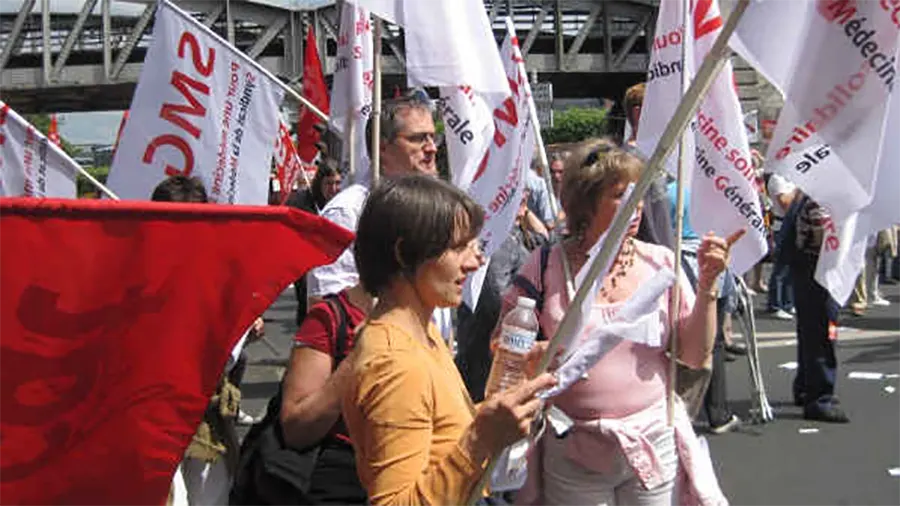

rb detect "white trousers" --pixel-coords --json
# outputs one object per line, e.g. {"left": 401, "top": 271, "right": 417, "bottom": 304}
{"left": 542, "top": 427, "right": 678, "bottom": 506}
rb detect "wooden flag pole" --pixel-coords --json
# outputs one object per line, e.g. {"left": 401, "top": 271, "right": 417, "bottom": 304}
{"left": 370, "top": 17, "right": 383, "bottom": 183}
{"left": 667, "top": 0, "right": 693, "bottom": 428}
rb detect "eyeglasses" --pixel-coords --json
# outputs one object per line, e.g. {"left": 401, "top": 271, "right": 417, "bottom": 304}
{"left": 398, "top": 132, "right": 444, "bottom": 148}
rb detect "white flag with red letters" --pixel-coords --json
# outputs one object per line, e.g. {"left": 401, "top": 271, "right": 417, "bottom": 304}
{"left": 108, "top": 0, "right": 284, "bottom": 205}
{"left": 0, "top": 102, "right": 77, "bottom": 198}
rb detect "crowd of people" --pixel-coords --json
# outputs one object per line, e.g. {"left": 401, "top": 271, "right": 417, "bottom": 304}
{"left": 161, "top": 83, "right": 898, "bottom": 506}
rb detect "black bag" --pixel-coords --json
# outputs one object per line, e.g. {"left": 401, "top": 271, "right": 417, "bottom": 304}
{"left": 230, "top": 296, "right": 360, "bottom": 505}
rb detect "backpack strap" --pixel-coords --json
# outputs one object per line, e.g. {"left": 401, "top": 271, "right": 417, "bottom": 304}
{"left": 322, "top": 294, "right": 351, "bottom": 365}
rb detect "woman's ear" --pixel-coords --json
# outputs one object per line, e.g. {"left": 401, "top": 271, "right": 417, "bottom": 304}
{"left": 393, "top": 237, "right": 406, "bottom": 270}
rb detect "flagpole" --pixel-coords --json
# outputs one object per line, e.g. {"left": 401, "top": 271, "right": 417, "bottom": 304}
{"left": 370, "top": 16, "right": 383, "bottom": 183}
{"left": 508, "top": 16, "right": 559, "bottom": 218}
{"left": 160, "top": 0, "right": 329, "bottom": 123}
{"left": 78, "top": 165, "right": 120, "bottom": 200}
{"left": 667, "top": 0, "right": 692, "bottom": 428}
{"left": 467, "top": 1, "right": 750, "bottom": 504}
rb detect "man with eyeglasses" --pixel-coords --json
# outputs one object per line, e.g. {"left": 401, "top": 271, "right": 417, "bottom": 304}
{"left": 307, "top": 94, "right": 454, "bottom": 332}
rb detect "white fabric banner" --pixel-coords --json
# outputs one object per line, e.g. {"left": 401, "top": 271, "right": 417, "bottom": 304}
{"left": 108, "top": 0, "right": 284, "bottom": 204}
{"left": 351, "top": 0, "right": 508, "bottom": 95}
{"left": 638, "top": 0, "right": 766, "bottom": 274}
{"left": 331, "top": 2, "right": 373, "bottom": 185}
{"left": 731, "top": 0, "right": 899, "bottom": 220}
{"left": 0, "top": 101, "right": 77, "bottom": 198}
{"left": 463, "top": 24, "right": 537, "bottom": 308}
{"left": 438, "top": 85, "right": 496, "bottom": 192}
{"left": 731, "top": 0, "right": 899, "bottom": 302}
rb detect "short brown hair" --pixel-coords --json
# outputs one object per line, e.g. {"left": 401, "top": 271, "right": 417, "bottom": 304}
{"left": 364, "top": 93, "right": 433, "bottom": 157}
{"left": 624, "top": 82, "right": 646, "bottom": 127}
{"left": 354, "top": 175, "right": 484, "bottom": 296}
{"left": 561, "top": 145, "right": 642, "bottom": 238}
{"left": 151, "top": 175, "right": 208, "bottom": 203}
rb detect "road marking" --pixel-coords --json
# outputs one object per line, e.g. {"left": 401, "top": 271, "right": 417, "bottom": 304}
{"left": 736, "top": 329, "right": 900, "bottom": 349}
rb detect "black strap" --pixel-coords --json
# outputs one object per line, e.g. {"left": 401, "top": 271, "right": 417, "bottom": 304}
{"left": 322, "top": 294, "right": 350, "bottom": 365}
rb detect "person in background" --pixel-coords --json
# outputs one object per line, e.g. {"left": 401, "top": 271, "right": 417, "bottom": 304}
{"left": 153, "top": 175, "right": 265, "bottom": 505}
{"left": 848, "top": 228, "right": 894, "bottom": 316}
{"left": 744, "top": 149, "right": 769, "bottom": 294}
{"left": 766, "top": 171, "right": 798, "bottom": 320}
{"left": 791, "top": 193, "right": 848, "bottom": 423}
{"left": 456, "top": 187, "right": 548, "bottom": 402}
{"left": 622, "top": 82, "right": 676, "bottom": 250}
{"left": 527, "top": 156, "right": 557, "bottom": 229}
{"left": 287, "top": 161, "right": 344, "bottom": 326}
{"left": 548, "top": 152, "right": 566, "bottom": 204}
{"left": 343, "top": 175, "right": 556, "bottom": 505}
{"left": 286, "top": 161, "right": 343, "bottom": 215}
{"left": 278, "top": 285, "right": 372, "bottom": 504}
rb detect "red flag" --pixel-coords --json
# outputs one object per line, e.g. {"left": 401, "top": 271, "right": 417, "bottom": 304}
{"left": 112, "top": 110, "right": 129, "bottom": 157}
{"left": 274, "top": 120, "right": 306, "bottom": 204}
{"left": 0, "top": 198, "right": 353, "bottom": 505}
{"left": 296, "top": 27, "right": 330, "bottom": 163}
{"left": 47, "top": 114, "right": 61, "bottom": 146}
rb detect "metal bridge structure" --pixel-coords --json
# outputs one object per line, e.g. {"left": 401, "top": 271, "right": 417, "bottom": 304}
{"left": 0, "top": 0, "right": 761, "bottom": 115}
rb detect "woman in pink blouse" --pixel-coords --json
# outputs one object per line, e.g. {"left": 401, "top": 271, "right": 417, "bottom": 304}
{"left": 499, "top": 144, "right": 740, "bottom": 505}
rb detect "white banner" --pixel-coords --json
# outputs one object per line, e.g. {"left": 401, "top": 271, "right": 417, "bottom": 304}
{"left": 731, "top": 0, "right": 899, "bottom": 221}
{"left": 637, "top": 0, "right": 766, "bottom": 274}
{"left": 463, "top": 23, "right": 537, "bottom": 307}
{"left": 331, "top": 2, "right": 373, "bottom": 185}
{"left": 438, "top": 85, "right": 496, "bottom": 192}
{"left": 108, "top": 0, "right": 284, "bottom": 204}
{"left": 0, "top": 102, "right": 77, "bottom": 198}
{"left": 731, "top": 0, "right": 899, "bottom": 302}
{"left": 352, "top": 0, "right": 508, "bottom": 96}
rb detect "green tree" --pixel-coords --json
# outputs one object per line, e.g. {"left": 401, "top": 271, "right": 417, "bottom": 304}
{"left": 541, "top": 108, "right": 609, "bottom": 144}
{"left": 24, "top": 114, "right": 81, "bottom": 157}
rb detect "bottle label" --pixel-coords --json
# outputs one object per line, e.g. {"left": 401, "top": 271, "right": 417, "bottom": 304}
{"left": 500, "top": 325, "right": 537, "bottom": 354}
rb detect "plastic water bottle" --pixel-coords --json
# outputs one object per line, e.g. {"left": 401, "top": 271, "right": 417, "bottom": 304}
{"left": 485, "top": 297, "right": 539, "bottom": 398}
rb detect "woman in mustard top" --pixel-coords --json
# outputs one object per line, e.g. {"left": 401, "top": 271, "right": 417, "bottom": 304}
{"left": 342, "top": 175, "right": 555, "bottom": 506}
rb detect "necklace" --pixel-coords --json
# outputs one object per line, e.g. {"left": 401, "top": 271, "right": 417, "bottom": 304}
{"left": 597, "top": 237, "right": 636, "bottom": 300}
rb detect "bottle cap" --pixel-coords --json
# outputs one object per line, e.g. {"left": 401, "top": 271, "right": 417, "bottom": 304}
{"left": 516, "top": 296, "right": 536, "bottom": 309}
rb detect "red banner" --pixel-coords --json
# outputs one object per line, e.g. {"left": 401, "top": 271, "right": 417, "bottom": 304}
{"left": 0, "top": 197, "right": 353, "bottom": 505}
{"left": 296, "top": 28, "right": 330, "bottom": 163}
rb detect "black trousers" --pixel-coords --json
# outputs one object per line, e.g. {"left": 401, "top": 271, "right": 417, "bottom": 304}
{"left": 703, "top": 299, "right": 731, "bottom": 426}
{"left": 791, "top": 256, "right": 838, "bottom": 408}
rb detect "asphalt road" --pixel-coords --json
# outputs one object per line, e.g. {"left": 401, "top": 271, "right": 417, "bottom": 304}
{"left": 240, "top": 278, "right": 900, "bottom": 505}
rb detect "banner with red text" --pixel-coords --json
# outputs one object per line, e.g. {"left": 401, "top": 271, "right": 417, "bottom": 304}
{"left": 438, "top": 86, "right": 497, "bottom": 192}
{"left": 731, "top": 0, "right": 899, "bottom": 221}
{"left": 0, "top": 102, "right": 77, "bottom": 198}
{"left": 330, "top": 2, "right": 373, "bottom": 184}
{"left": 637, "top": 0, "right": 766, "bottom": 274}
{"left": 731, "top": 0, "right": 899, "bottom": 302}
{"left": 463, "top": 22, "right": 537, "bottom": 307}
{"left": 108, "top": 0, "right": 284, "bottom": 205}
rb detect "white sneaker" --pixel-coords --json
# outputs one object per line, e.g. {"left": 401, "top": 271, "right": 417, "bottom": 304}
{"left": 236, "top": 410, "right": 257, "bottom": 425}
{"left": 770, "top": 308, "right": 793, "bottom": 320}
{"left": 871, "top": 295, "right": 890, "bottom": 307}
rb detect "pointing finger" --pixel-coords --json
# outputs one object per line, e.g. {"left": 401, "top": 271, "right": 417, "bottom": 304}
{"left": 726, "top": 228, "right": 747, "bottom": 247}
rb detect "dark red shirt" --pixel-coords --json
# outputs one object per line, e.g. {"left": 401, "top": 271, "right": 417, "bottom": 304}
{"left": 292, "top": 290, "right": 365, "bottom": 442}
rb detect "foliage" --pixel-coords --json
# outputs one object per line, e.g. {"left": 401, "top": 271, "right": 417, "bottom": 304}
{"left": 541, "top": 108, "right": 609, "bottom": 144}
{"left": 77, "top": 165, "right": 109, "bottom": 198}
{"left": 24, "top": 114, "right": 81, "bottom": 157}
